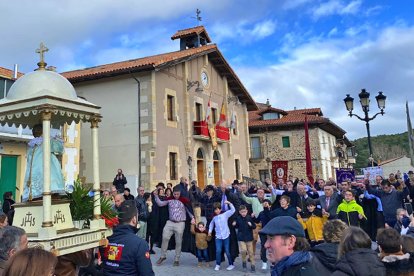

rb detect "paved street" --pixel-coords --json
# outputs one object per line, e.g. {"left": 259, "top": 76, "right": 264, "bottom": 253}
{"left": 152, "top": 244, "right": 269, "bottom": 275}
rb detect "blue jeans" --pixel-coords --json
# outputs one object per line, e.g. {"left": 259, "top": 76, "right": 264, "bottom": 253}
{"left": 215, "top": 237, "right": 233, "bottom": 266}
{"left": 196, "top": 248, "right": 209, "bottom": 262}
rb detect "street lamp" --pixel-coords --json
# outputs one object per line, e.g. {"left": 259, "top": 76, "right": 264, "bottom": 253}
{"left": 343, "top": 89, "right": 386, "bottom": 164}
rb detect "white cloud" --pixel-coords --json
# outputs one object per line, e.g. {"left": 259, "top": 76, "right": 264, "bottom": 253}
{"left": 236, "top": 25, "right": 414, "bottom": 139}
{"left": 251, "top": 20, "right": 277, "bottom": 39}
{"left": 311, "top": 0, "right": 362, "bottom": 20}
{"left": 211, "top": 19, "right": 277, "bottom": 44}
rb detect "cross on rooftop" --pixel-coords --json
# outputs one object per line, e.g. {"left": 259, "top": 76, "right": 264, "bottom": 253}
{"left": 36, "top": 42, "right": 49, "bottom": 69}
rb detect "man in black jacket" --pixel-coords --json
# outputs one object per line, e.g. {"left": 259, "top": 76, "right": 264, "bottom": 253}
{"left": 113, "top": 169, "right": 127, "bottom": 193}
{"left": 135, "top": 187, "right": 149, "bottom": 239}
{"left": 101, "top": 200, "right": 154, "bottom": 276}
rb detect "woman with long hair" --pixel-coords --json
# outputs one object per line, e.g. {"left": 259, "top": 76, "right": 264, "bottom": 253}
{"left": 3, "top": 247, "right": 57, "bottom": 276}
{"left": 332, "top": 226, "right": 385, "bottom": 276}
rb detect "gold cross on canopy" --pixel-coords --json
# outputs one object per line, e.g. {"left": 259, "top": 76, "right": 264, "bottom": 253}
{"left": 35, "top": 42, "right": 49, "bottom": 70}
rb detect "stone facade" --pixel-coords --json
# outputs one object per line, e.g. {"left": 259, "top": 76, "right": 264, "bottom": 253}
{"left": 249, "top": 105, "right": 353, "bottom": 183}
{"left": 64, "top": 27, "right": 257, "bottom": 192}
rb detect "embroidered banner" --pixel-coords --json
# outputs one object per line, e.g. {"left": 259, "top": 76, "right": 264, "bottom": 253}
{"left": 335, "top": 168, "right": 355, "bottom": 183}
{"left": 272, "top": 161, "right": 288, "bottom": 184}
{"left": 362, "top": 166, "right": 383, "bottom": 185}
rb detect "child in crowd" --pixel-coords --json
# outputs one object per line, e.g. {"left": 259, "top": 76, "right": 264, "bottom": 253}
{"left": 253, "top": 199, "right": 272, "bottom": 270}
{"left": 208, "top": 201, "right": 235, "bottom": 271}
{"left": 336, "top": 190, "right": 366, "bottom": 226}
{"left": 191, "top": 221, "right": 211, "bottom": 267}
{"left": 297, "top": 199, "right": 329, "bottom": 247}
{"left": 232, "top": 205, "right": 256, "bottom": 272}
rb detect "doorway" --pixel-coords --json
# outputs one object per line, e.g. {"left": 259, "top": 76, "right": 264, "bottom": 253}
{"left": 0, "top": 155, "right": 18, "bottom": 200}
{"left": 213, "top": 150, "right": 220, "bottom": 186}
{"left": 196, "top": 148, "right": 205, "bottom": 189}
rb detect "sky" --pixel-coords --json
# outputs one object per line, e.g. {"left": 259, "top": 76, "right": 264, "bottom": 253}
{"left": 1, "top": 0, "right": 414, "bottom": 140}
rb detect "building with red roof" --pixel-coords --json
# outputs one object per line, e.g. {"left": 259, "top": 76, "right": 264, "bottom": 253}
{"left": 62, "top": 26, "right": 257, "bottom": 190}
{"left": 248, "top": 100, "right": 355, "bottom": 183}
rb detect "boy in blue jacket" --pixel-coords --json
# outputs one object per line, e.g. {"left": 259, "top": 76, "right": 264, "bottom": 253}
{"left": 232, "top": 205, "right": 256, "bottom": 272}
{"left": 253, "top": 199, "right": 272, "bottom": 270}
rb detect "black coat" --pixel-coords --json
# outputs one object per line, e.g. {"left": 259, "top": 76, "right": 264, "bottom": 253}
{"left": 233, "top": 215, "right": 256, "bottom": 242}
{"left": 381, "top": 253, "right": 414, "bottom": 276}
{"left": 2, "top": 198, "right": 15, "bottom": 225}
{"left": 310, "top": 242, "right": 339, "bottom": 276}
{"left": 113, "top": 174, "right": 127, "bottom": 192}
{"left": 147, "top": 194, "right": 169, "bottom": 245}
{"left": 191, "top": 189, "right": 221, "bottom": 223}
{"left": 332, "top": 248, "right": 386, "bottom": 276}
{"left": 270, "top": 206, "right": 297, "bottom": 219}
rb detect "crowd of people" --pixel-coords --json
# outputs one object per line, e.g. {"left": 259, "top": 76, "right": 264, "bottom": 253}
{"left": 98, "top": 170, "right": 414, "bottom": 275}
{"left": 1, "top": 169, "right": 414, "bottom": 275}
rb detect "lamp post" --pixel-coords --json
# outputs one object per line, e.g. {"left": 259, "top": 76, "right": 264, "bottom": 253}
{"left": 343, "top": 89, "right": 386, "bottom": 164}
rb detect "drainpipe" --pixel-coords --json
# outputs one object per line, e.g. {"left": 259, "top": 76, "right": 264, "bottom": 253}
{"left": 131, "top": 74, "right": 141, "bottom": 188}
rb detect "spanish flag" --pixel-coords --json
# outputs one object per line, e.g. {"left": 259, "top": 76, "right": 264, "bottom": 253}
{"left": 217, "top": 101, "right": 226, "bottom": 127}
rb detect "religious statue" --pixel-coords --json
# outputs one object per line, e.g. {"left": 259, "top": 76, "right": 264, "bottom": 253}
{"left": 22, "top": 124, "right": 65, "bottom": 201}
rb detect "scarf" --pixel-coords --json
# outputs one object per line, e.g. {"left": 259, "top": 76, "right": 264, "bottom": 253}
{"left": 272, "top": 251, "right": 311, "bottom": 276}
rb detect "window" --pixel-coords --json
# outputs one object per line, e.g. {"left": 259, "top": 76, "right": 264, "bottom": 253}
{"left": 195, "top": 103, "right": 203, "bottom": 121}
{"left": 167, "top": 95, "right": 175, "bottom": 121}
{"left": 211, "top": 107, "right": 217, "bottom": 124}
{"left": 197, "top": 148, "right": 204, "bottom": 159}
{"left": 235, "top": 159, "right": 240, "bottom": 180}
{"left": 232, "top": 115, "right": 238, "bottom": 135}
{"left": 259, "top": 170, "right": 270, "bottom": 183}
{"left": 282, "top": 136, "right": 290, "bottom": 148}
{"left": 169, "top": 152, "right": 177, "bottom": 180}
{"left": 263, "top": 112, "right": 279, "bottom": 120}
{"left": 0, "top": 78, "right": 14, "bottom": 99}
{"left": 250, "top": 137, "right": 262, "bottom": 159}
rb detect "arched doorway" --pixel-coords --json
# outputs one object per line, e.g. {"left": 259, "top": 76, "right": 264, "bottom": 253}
{"left": 196, "top": 148, "right": 205, "bottom": 189}
{"left": 213, "top": 150, "right": 221, "bottom": 185}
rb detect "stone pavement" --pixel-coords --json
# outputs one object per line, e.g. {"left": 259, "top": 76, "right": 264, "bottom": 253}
{"left": 152, "top": 245, "right": 269, "bottom": 276}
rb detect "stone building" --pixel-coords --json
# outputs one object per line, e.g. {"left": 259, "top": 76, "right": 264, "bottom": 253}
{"left": 62, "top": 26, "right": 257, "bottom": 191}
{"left": 248, "top": 102, "right": 354, "bottom": 183}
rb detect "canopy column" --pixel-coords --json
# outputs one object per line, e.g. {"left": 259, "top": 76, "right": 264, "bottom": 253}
{"left": 91, "top": 118, "right": 101, "bottom": 219}
{"left": 41, "top": 111, "right": 53, "bottom": 227}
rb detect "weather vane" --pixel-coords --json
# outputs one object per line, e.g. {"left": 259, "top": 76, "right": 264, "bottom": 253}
{"left": 192, "top": 8, "right": 202, "bottom": 26}
{"left": 35, "top": 42, "right": 49, "bottom": 70}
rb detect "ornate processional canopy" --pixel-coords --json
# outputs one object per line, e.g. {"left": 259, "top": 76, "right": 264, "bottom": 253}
{"left": 0, "top": 43, "right": 101, "bottom": 128}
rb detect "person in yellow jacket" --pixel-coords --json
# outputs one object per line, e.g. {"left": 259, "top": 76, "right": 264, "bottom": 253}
{"left": 297, "top": 199, "right": 329, "bottom": 247}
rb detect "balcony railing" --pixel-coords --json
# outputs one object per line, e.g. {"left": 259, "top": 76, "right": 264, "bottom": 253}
{"left": 193, "top": 121, "right": 230, "bottom": 142}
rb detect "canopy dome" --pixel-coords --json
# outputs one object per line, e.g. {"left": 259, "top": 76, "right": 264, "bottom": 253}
{"left": 7, "top": 69, "right": 78, "bottom": 101}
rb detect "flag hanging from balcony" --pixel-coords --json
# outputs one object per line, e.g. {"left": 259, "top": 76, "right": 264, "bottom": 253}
{"left": 229, "top": 107, "right": 236, "bottom": 129}
{"left": 205, "top": 99, "right": 211, "bottom": 124}
{"left": 217, "top": 101, "right": 226, "bottom": 127}
{"left": 304, "top": 114, "right": 314, "bottom": 185}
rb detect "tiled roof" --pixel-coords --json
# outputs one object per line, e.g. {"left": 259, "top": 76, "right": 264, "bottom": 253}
{"left": 62, "top": 44, "right": 217, "bottom": 81}
{"left": 249, "top": 103, "right": 345, "bottom": 137}
{"left": 288, "top": 108, "right": 323, "bottom": 116}
{"left": 257, "top": 106, "right": 288, "bottom": 116}
{"left": 379, "top": 156, "right": 405, "bottom": 166}
{"left": 0, "top": 67, "right": 23, "bottom": 79}
{"left": 171, "top": 26, "right": 212, "bottom": 42}
{"left": 62, "top": 44, "right": 257, "bottom": 111}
